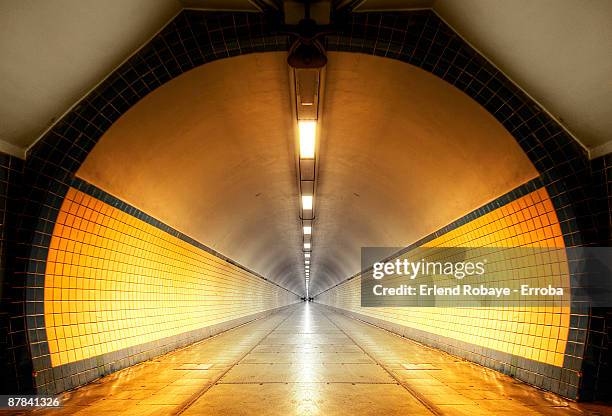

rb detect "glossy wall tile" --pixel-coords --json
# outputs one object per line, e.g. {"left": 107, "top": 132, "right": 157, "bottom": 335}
{"left": 42, "top": 186, "right": 298, "bottom": 391}
{"left": 316, "top": 185, "right": 576, "bottom": 395}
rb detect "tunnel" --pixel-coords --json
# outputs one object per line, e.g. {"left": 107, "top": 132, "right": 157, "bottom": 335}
{"left": 1, "top": 1, "right": 611, "bottom": 415}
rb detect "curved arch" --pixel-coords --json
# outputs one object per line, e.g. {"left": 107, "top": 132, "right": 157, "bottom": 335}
{"left": 325, "top": 11, "right": 592, "bottom": 248}
{"left": 13, "top": 9, "right": 595, "bottom": 398}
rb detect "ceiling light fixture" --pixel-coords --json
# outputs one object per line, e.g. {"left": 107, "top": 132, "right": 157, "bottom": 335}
{"left": 302, "top": 195, "right": 313, "bottom": 210}
{"left": 298, "top": 120, "right": 316, "bottom": 158}
{"left": 292, "top": 62, "right": 326, "bottom": 300}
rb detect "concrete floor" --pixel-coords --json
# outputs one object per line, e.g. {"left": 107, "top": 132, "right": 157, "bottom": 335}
{"left": 9, "top": 303, "right": 611, "bottom": 416}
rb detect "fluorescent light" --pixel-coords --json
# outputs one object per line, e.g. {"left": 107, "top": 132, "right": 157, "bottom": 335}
{"left": 304, "top": 243, "right": 311, "bottom": 249}
{"left": 305, "top": 261, "right": 310, "bottom": 265}
{"left": 305, "top": 253, "right": 310, "bottom": 258}
{"left": 299, "top": 120, "right": 316, "bottom": 158}
{"left": 303, "top": 226, "right": 312, "bottom": 235}
{"left": 302, "top": 195, "right": 313, "bottom": 210}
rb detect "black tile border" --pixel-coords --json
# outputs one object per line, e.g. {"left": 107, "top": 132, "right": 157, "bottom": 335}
{"left": 70, "top": 176, "right": 298, "bottom": 296}
{"left": 3, "top": 8, "right": 601, "bottom": 399}
{"left": 0, "top": 154, "right": 26, "bottom": 394}
{"left": 579, "top": 154, "right": 612, "bottom": 401}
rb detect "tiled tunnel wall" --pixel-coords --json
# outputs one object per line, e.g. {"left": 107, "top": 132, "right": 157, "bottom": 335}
{"left": 38, "top": 181, "right": 299, "bottom": 392}
{"left": 584, "top": 154, "right": 612, "bottom": 400}
{"left": 0, "top": 153, "right": 25, "bottom": 393}
{"left": 316, "top": 183, "right": 582, "bottom": 397}
{"left": 0, "top": 8, "right": 608, "bottom": 400}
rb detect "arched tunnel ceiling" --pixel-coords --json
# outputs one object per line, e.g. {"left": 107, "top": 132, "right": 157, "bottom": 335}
{"left": 78, "top": 51, "right": 538, "bottom": 296}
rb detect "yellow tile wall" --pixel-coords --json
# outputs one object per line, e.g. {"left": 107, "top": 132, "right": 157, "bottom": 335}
{"left": 317, "top": 188, "right": 569, "bottom": 367}
{"left": 44, "top": 188, "right": 298, "bottom": 367}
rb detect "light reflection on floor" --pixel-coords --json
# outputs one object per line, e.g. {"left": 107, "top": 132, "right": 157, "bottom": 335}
{"left": 9, "top": 302, "right": 611, "bottom": 416}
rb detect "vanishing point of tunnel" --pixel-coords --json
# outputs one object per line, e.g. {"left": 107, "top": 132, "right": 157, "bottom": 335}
{"left": 1, "top": 1, "right": 611, "bottom": 415}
